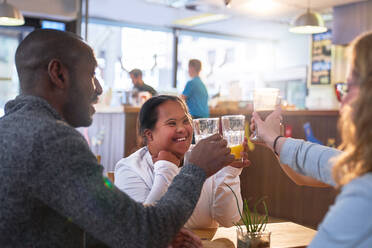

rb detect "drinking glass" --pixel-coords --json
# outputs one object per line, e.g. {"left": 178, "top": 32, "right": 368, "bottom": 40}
{"left": 237, "top": 228, "right": 271, "bottom": 248}
{"left": 193, "top": 118, "right": 220, "bottom": 143}
{"left": 221, "top": 115, "right": 245, "bottom": 159}
{"left": 251, "top": 88, "right": 280, "bottom": 141}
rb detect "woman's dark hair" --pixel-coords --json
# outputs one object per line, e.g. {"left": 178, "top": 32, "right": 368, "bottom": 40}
{"left": 138, "top": 95, "right": 190, "bottom": 145}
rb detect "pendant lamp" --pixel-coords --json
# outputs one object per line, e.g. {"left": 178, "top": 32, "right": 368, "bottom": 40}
{"left": 0, "top": 0, "right": 25, "bottom": 26}
{"left": 289, "top": 0, "right": 327, "bottom": 34}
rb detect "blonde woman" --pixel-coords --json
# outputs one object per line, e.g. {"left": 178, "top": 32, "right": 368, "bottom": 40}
{"left": 252, "top": 32, "right": 372, "bottom": 247}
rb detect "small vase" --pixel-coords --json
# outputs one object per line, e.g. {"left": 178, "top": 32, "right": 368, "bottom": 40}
{"left": 237, "top": 229, "right": 271, "bottom": 248}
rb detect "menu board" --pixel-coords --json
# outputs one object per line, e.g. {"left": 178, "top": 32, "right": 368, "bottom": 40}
{"left": 311, "top": 30, "right": 332, "bottom": 85}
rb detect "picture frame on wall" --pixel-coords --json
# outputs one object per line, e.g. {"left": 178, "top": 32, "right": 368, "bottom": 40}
{"left": 311, "top": 30, "right": 332, "bottom": 85}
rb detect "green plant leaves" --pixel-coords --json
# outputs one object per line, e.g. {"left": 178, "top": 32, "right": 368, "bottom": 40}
{"left": 225, "top": 183, "right": 268, "bottom": 234}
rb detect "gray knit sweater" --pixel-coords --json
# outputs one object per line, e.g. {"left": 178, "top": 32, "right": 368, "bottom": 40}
{"left": 0, "top": 95, "right": 206, "bottom": 248}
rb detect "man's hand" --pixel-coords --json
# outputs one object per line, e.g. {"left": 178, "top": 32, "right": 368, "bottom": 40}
{"left": 152, "top": 151, "right": 181, "bottom": 167}
{"left": 169, "top": 228, "right": 202, "bottom": 248}
{"left": 250, "top": 105, "right": 282, "bottom": 149}
{"left": 189, "top": 134, "right": 234, "bottom": 177}
{"left": 229, "top": 137, "right": 251, "bottom": 168}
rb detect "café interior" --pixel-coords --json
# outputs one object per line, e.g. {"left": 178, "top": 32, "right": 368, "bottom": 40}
{"left": 1, "top": 0, "right": 371, "bottom": 247}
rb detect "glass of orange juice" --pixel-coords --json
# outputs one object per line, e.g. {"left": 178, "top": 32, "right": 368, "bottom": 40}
{"left": 221, "top": 115, "right": 245, "bottom": 159}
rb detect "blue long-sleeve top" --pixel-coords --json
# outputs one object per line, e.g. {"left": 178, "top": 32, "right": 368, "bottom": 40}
{"left": 280, "top": 138, "right": 372, "bottom": 248}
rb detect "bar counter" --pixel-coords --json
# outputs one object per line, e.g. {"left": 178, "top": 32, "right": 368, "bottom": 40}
{"left": 117, "top": 106, "right": 340, "bottom": 156}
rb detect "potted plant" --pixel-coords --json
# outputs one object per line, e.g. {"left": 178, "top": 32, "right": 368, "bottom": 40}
{"left": 226, "top": 184, "right": 271, "bottom": 248}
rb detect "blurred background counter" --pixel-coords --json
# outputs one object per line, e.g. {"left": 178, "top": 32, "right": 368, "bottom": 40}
{"left": 78, "top": 105, "right": 139, "bottom": 173}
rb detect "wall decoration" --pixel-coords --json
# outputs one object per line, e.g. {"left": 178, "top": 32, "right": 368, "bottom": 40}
{"left": 311, "top": 30, "right": 332, "bottom": 85}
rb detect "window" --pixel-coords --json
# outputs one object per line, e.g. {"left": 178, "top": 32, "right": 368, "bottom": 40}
{"left": 177, "top": 32, "right": 276, "bottom": 101}
{"left": 120, "top": 27, "right": 173, "bottom": 91}
{"left": 85, "top": 21, "right": 173, "bottom": 95}
{"left": 0, "top": 30, "right": 21, "bottom": 117}
{"left": 84, "top": 20, "right": 308, "bottom": 109}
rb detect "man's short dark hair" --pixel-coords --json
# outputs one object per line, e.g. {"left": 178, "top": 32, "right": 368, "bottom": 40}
{"left": 15, "top": 29, "right": 95, "bottom": 92}
{"left": 129, "top": 69, "right": 142, "bottom": 78}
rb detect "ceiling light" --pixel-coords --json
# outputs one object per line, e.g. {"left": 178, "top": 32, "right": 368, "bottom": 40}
{"left": 0, "top": 0, "right": 24, "bottom": 26}
{"left": 289, "top": 9, "right": 327, "bottom": 34}
{"left": 173, "top": 13, "right": 229, "bottom": 26}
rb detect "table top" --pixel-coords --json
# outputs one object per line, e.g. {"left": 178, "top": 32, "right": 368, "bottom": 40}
{"left": 193, "top": 222, "right": 316, "bottom": 248}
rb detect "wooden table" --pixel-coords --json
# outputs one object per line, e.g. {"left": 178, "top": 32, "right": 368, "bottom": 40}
{"left": 193, "top": 222, "right": 316, "bottom": 248}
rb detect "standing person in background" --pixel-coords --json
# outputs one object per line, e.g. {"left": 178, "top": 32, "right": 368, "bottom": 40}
{"left": 181, "top": 59, "right": 209, "bottom": 119}
{"left": 129, "top": 68, "right": 157, "bottom": 96}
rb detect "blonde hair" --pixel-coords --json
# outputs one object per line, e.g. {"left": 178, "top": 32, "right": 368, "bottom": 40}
{"left": 333, "top": 32, "right": 372, "bottom": 186}
{"left": 189, "top": 59, "right": 202, "bottom": 73}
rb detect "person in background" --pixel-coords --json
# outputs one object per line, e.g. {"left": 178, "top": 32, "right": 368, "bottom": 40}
{"left": 129, "top": 68, "right": 157, "bottom": 96}
{"left": 0, "top": 29, "right": 237, "bottom": 248}
{"left": 181, "top": 59, "right": 209, "bottom": 119}
{"left": 251, "top": 32, "right": 372, "bottom": 247}
{"left": 115, "top": 95, "right": 250, "bottom": 229}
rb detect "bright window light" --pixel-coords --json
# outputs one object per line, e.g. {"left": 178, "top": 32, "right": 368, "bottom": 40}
{"left": 243, "top": 0, "right": 281, "bottom": 14}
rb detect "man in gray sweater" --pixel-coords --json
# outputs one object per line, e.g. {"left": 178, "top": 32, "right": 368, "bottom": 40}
{"left": 0, "top": 29, "right": 243, "bottom": 247}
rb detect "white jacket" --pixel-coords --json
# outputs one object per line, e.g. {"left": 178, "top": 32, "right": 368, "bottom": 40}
{"left": 114, "top": 146, "right": 243, "bottom": 228}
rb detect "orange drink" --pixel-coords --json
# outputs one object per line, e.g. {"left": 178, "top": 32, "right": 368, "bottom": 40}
{"left": 222, "top": 115, "right": 245, "bottom": 160}
{"left": 230, "top": 144, "right": 244, "bottom": 159}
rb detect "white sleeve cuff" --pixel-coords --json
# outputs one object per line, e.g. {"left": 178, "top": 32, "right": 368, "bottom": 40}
{"left": 153, "top": 160, "right": 179, "bottom": 184}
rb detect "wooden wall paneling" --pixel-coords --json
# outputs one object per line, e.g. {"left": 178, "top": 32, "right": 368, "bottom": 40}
{"left": 240, "top": 143, "right": 339, "bottom": 228}
{"left": 283, "top": 115, "right": 341, "bottom": 146}
{"left": 124, "top": 112, "right": 140, "bottom": 157}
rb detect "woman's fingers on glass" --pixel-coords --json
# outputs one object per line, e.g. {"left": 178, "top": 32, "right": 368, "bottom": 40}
{"left": 229, "top": 157, "right": 251, "bottom": 168}
{"left": 240, "top": 150, "right": 248, "bottom": 160}
{"left": 252, "top": 111, "right": 262, "bottom": 121}
{"left": 252, "top": 112, "right": 264, "bottom": 130}
{"left": 243, "top": 138, "right": 248, "bottom": 152}
{"left": 267, "top": 107, "right": 281, "bottom": 121}
{"left": 250, "top": 118, "right": 256, "bottom": 132}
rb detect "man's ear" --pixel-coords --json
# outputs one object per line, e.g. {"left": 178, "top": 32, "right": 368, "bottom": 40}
{"left": 144, "top": 129, "right": 153, "bottom": 142}
{"left": 47, "top": 59, "right": 69, "bottom": 89}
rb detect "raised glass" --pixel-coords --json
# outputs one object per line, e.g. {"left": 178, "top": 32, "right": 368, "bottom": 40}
{"left": 221, "top": 115, "right": 245, "bottom": 159}
{"left": 193, "top": 118, "right": 220, "bottom": 143}
{"left": 251, "top": 88, "right": 280, "bottom": 141}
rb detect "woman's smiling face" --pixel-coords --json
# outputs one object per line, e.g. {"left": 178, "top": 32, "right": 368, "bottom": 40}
{"left": 146, "top": 100, "right": 193, "bottom": 159}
